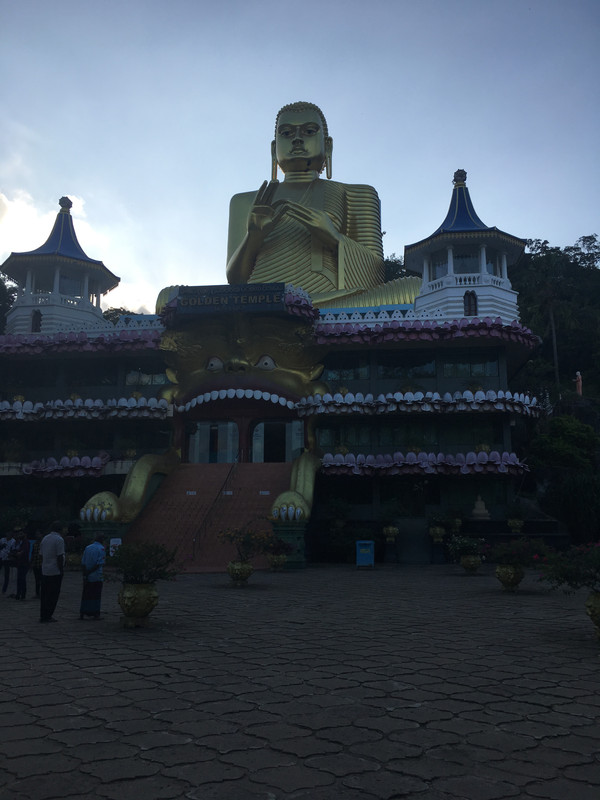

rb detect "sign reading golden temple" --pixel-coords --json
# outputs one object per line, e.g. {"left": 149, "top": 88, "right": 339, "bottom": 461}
{"left": 176, "top": 283, "right": 286, "bottom": 314}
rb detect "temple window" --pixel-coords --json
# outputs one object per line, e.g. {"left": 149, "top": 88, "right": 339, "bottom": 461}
{"left": 485, "top": 247, "right": 501, "bottom": 276}
{"left": 430, "top": 249, "right": 447, "bottom": 279}
{"left": 453, "top": 246, "right": 479, "bottom": 274}
{"left": 65, "top": 360, "right": 118, "bottom": 387}
{"left": 322, "top": 352, "right": 369, "bottom": 383}
{"left": 59, "top": 274, "right": 83, "bottom": 296}
{"left": 463, "top": 290, "right": 478, "bottom": 316}
{"left": 188, "top": 421, "right": 239, "bottom": 464}
{"left": 251, "top": 420, "right": 304, "bottom": 463}
{"left": 126, "top": 370, "right": 169, "bottom": 386}
{"left": 377, "top": 353, "right": 436, "bottom": 380}
{"left": 442, "top": 351, "right": 499, "bottom": 378}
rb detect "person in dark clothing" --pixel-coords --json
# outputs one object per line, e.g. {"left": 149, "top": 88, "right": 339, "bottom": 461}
{"left": 13, "top": 529, "right": 30, "bottom": 600}
{"left": 39, "top": 521, "right": 66, "bottom": 623}
{"left": 31, "top": 530, "right": 44, "bottom": 597}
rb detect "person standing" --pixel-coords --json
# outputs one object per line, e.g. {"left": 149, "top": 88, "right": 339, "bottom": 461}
{"left": 13, "top": 529, "right": 30, "bottom": 600}
{"left": 30, "top": 530, "right": 44, "bottom": 598}
{"left": 80, "top": 534, "right": 105, "bottom": 620}
{"left": 1, "top": 530, "right": 17, "bottom": 595}
{"left": 39, "top": 521, "right": 66, "bottom": 623}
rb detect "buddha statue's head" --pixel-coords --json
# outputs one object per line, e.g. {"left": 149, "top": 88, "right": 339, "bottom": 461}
{"left": 272, "top": 101, "right": 333, "bottom": 179}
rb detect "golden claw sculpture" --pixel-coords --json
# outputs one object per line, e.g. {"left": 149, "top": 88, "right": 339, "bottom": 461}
{"left": 80, "top": 449, "right": 180, "bottom": 523}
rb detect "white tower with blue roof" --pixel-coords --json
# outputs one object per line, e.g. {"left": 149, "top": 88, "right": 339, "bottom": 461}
{"left": 2, "top": 197, "right": 120, "bottom": 334}
{"left": 404, "top": 170, "right": 526, "bottom": 323}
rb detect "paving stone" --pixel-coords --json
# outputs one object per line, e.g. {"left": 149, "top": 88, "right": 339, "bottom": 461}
{"left": 163, "top": 761, "right": 244, "bottom": 785}
{"left": 5, "top": 771, "right": 97, "bottom": 799}
{"left": 80, "top": 757, "right": 161, "bottom": 781}
{"left": 271, "top": 736, "right": 343, "bottom": 757}
{"left": 0, "top": 711, "right": 38, "bottom": 726}
{"left": 221, "top": 747, "right": 297, "bottom": 770}
{"left": 95, "top": 775, "right": 192, "bottom": 800}
{"left": 249, "top": 764, "right": 335, "bottom": 791}
{"left": 138, "top": 742, "right": 216, "bottom": 766}
{"left": 315, "top": 725, "right": 383, "bottom": 746}
{"left": 525, "top": 777, "right": 600, "bottom": 800}
{"left": 244, "top": 722, "right": 312, "bottom": 741}
{"left": 464, "top": 729, "right": 538, "bottom": 752}
{"left": 0, "top": 724, "right": 50, "bottom": 742}
{"left": 288, "top": 787, "right": 381, "bottom": 800}
{"left": 193, "top": 732, "right": 266, "bottom": 753}
{"left": 185, "top": 781, "right": 280, "bottom": 800}
{"left": 48, "top": 728, "right": 120, "bottom": 746}
{"left": 0, "top": 752, "right": 82, "bottom": 778}
{"left": 543, "top": 732, "right": 600, "bottom": 755}
{"left": 386, "top": 756, "right": 467, "bottom": 780}
{"left": 343, "top": 769, "right": 427, "bottom": 798}
{"left": 305, "top": 752, "right": 380, "bottom": 776}
{"left": 104, "top": 717, "right": 166, "bottom": 734}
{"left": 433, "top": 773, "right": 521, "bottom": 798}
{"left": 349, "top": 738, "right": 423, "bottom": 762}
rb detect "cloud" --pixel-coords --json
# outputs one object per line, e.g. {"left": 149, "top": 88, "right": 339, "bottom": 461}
{"left": 0, "top": 191, "right": 57, "bottom": 260}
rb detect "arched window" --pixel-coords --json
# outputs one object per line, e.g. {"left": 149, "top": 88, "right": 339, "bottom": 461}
{"left": 31, "top": 310, "right": 42, "bottom": 333}
{"left": 464, "top": 291, "right": 477, "bottom": 317}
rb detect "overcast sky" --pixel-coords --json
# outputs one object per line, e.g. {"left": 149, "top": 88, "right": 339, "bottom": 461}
{"left": 1, "top": 0, "right": 598, "bottom": 313}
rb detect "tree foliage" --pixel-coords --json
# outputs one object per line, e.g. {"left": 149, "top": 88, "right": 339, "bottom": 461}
{"left": 0, "top": 272, "right": 17, "bottom": 334}
{"left": 383, "top": 252, "right": 418, "bottom": 282}
{"left": 509, "top": 235, "right": 600, "bottom": 399}
{"left": 102, "top": 307, "right": 134, "bottom": 325}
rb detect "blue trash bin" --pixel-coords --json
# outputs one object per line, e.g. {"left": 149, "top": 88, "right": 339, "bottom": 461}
{"left": 356, "top": 540, "right": 375, "bottom": 568}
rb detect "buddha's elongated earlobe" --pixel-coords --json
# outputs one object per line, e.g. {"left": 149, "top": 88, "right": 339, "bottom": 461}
{"left": 325, "top": 136, "right": 333, "bottom": 179}
{"left": 271, "top": 140, "right": 278, "bottom": 181}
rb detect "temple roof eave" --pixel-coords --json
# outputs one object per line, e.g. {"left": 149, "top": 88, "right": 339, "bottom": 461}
{"left": 404, "top": 228, "right": 526, "bottom": 272}
{"left": 2, "top": 253, "right": 120, "bottom": 294}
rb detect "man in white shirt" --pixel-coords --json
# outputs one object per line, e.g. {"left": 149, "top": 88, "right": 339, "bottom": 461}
{"left": 39, "top": 521, "right": 66, "bottom": 623}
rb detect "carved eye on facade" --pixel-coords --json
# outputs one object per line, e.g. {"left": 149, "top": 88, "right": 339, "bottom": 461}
{"left": 255, "top": 355, "right": 276, "bottom": 371}
{"left": 206, "top": 356, "right": 224, "bottom": 372}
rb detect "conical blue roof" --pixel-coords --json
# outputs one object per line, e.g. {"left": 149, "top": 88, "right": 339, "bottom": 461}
{"left": 2, "top": 197, "right": 119, "bottom": 292}
{"left": 404, "top": 170, "right": 526, "bottom": 273}
{"left": 15, "top": 197, "right": 103, "bottom": 263}
{"left": 431, "top": 169, "right": 490, "bottom": 234}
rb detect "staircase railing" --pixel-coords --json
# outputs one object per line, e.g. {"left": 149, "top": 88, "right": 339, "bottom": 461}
{"left": 192, "top": 456, "right": 239, "bottom": 560}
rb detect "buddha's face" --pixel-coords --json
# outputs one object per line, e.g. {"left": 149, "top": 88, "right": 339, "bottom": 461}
{"left": 274, "top": 109, "right": 330, "bottom": 174}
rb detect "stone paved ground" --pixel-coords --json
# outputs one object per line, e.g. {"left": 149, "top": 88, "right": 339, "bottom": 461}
{"left": 1, "top": 564, "right": 599, "bottom": 800}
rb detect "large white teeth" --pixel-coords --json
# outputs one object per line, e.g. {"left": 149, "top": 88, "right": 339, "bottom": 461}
{"left": 180, "top": 389, "right": 297, "bottom": 408}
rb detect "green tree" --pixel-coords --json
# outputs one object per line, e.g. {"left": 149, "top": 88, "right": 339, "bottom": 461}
{"left": 383, "top": 252, "right": 420, "bottom": 282}
{"left": 102, "top": 307, "right": 135, "bottom": 325}
{"left": 0, "top": 272, "right": 17, "bottom": 333}
{"left": 509, "top": 235, "right": 600, "bottom": 400}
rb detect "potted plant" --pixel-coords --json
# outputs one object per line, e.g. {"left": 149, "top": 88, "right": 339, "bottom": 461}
{"left": 218, "top": 525, "right": 273, "bottom": 585}
{"left": 538, "top": 542, "right": 600, "bottom": 640}
{"left": 447, "top": 535, "right": 486, "bottom": 573}
{"left": 428, "top": 514, "right": 446, "bottom": 543}
{"left": 108, "top": 542, "right": 177, "bottom": 627}
{"left": 264, "top": 535, "right": 294, "bottom": 571}
{"left": 490, "top": 538, "right": 546, "bottom": 591}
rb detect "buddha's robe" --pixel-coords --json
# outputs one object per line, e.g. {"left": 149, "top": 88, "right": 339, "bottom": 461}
{"left": 227, "top": 179, "right": 385, "bottom": 302}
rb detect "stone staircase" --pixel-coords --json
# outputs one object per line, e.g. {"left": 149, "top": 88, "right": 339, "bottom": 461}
{"left": 126, "top": 462, "right": 293, "bottom": 572}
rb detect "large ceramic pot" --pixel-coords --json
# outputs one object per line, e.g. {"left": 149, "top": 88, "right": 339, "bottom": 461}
{"left": 585, "top": 592, "right": 600, "bottom": 640}
{"left": 118, "top": 583, "right": 159, "bottom": 628}
{"left": 495, "top": 564, "right": 525, "bottom": 591}
{"left": 227, "top": 561, "right": 254, "bottom": 586}
{"left": 460, "top": 555, "right": 481, "bottom": 574}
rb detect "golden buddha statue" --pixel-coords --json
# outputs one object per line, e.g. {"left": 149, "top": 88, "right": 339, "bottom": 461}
{"left": 226, "top": 101, "right": 387, "bottom": 305}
